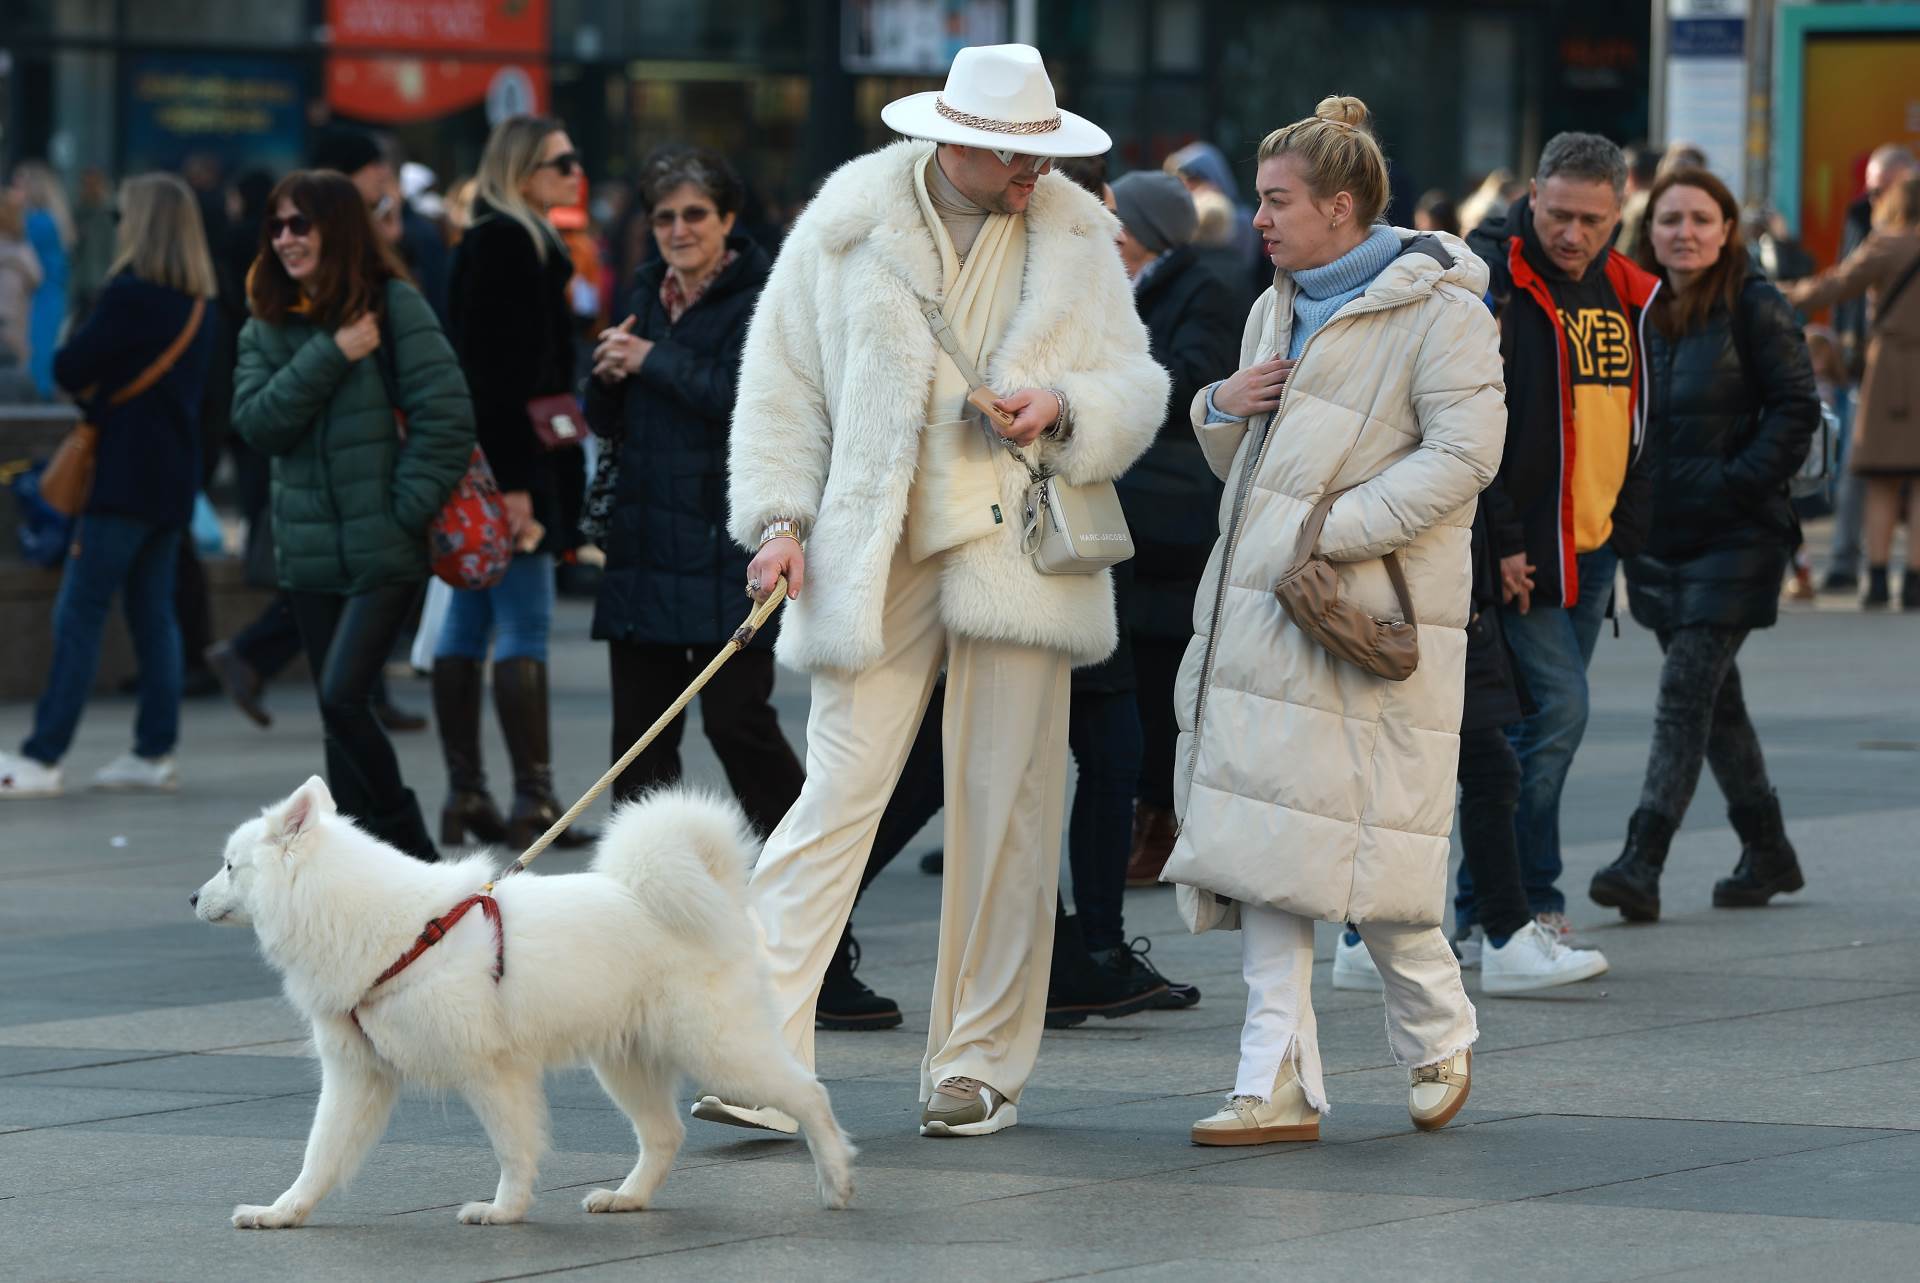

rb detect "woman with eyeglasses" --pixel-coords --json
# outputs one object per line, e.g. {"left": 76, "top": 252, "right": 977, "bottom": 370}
{"left": 228, "top": 170, "right": 474, "bottom": 857}
{"left": 584, "top": 146, "right": 803, "bottom": 829}
{"left": 436, "top": 115, "right": 598, "bottom": 850}
{"left": 0, "top": 174, "right": 217, "bottom": 799}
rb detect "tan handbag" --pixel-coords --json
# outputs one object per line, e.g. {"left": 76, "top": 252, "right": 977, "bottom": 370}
{"left": 1272, "top": 487, "right": 1419, "bottom": 681}
{"left": 40, "top": 298, "right": 207, "bottom": 517}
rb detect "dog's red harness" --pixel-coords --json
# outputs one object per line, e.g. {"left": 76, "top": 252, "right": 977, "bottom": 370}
{"left": 349, "top": 894, "right": 504, "bottom": 1037}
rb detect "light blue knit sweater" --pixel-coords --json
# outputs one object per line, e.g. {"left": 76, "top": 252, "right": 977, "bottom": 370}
{"left": 1284, "top": 223, "right": 1401, "bottom": 358}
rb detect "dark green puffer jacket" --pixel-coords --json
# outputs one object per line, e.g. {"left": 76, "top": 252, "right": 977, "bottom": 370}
{"left": 233, "top": 279, "right": 474, "bottom": 594}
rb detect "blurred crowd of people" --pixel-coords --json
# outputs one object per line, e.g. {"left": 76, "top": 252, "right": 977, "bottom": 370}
{"left": 0, "top": 68, "right": 1916, "bottom": 1142}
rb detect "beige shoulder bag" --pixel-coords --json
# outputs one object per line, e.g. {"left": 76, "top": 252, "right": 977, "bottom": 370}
{"left": 1272, "top": 487, "right": 1419, "bottom": 681}
{"left": 923, "top": 307, "right": 1134, "bottom": 576}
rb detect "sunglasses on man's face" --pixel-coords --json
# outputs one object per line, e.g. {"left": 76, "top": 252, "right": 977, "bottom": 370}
{"left": 268, "top": 214, "right": 313, "bottom": 239}
{"left": 651, "top": 205, "right": 714, "bottom": 230}
{"left": 991, "top": 150, "right": 1053, "bottom": 174}
{"left": 539, "top": 152, "right": 581, "bottom": 177}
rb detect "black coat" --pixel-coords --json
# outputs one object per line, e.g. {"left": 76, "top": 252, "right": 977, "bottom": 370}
{"left": 1461, "top": 506, "right": 1527, "bottom": 734}
{"left": 585, "top": 238, "right": 775, "bottom": 650}
{"left": 52, "top": 273, "right": 215, "bottom": 530}
{"left": 447, "top": 200, "right": 580, "bottom": 553}
{"left": 1079, "top": 248, "right": 1240, "bottom": 692}
{"left": 1625, "top": 268, "right": 1820, "bottom": 633}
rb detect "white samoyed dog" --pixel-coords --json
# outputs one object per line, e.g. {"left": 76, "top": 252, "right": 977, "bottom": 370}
{"left": 193, "top": 775, "right": 855, "bottom": 1227}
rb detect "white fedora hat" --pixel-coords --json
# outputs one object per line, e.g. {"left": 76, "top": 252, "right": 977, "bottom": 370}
{"left": 881, "top": 44, "right": 1110, "bottom": 159}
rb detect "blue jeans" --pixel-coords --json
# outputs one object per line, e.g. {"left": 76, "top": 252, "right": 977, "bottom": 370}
{"left": 434, "top": 553, "right": 554, "bottom": 662}
{"left": 1455, "top": 544, "right": 1616, "bottom": 926}
{"left": 23, "top": 514, "right": 182, "bottom": 764}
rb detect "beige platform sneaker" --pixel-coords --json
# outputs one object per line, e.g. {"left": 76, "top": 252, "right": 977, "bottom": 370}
{"left": 1190, "top": 1064, "right": 1321, "bottom": 1146}
{"left": 1408, "top": 1048, "right": 1472, "bottom": 1131}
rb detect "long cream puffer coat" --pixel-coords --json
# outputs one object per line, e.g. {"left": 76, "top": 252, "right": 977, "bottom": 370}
{"left": 1164, "top": 232, "right": 1507, "bottom": 932}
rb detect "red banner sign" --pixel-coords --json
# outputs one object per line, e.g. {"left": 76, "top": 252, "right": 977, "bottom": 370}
{"left": 324, "top": 0, "right": 548, "bottom": 125}
{"left": 327, "top": 0, "right": 548, "bottom": 54}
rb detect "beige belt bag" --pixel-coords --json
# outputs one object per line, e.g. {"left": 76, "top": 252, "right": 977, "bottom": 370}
{"left": 922, "top": 306, "right": 1133, "bottom": 576}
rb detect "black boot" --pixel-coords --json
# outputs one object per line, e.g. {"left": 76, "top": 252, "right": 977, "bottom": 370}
{"left": 1046, "top": 909, "right": 1167, "bottom": 1028}
{"left": 1713, "top": 792, "right": 1805, "bottom": 907}
{"left": 815, "top": 931, "right": 902, "bottom": 1031}
{"left": 1864, "top": 565, "right": 1891, "bottom": 610}
{"left": 1588, "top": 808, "right": 1676, "bottom": 922}
{"left": 433, "top": 658, "right": 508, "bottom": 847}
{"left": 1903, "top": 573, "right": 1920, "bottom": 612}
{"left": 1093, "top": 937, "right": 1201, "bottom": 1010}
{"left": 492, "top": 658, "right": 597, "bottom": 851}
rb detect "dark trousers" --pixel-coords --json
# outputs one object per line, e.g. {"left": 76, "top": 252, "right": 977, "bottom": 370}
{"left": 606, "top": 640, "right": 804, "bottom": 836}
{"left": 288, "top": 582, "right": 436, "bottom": 862}
{"left": 1455, "top": 726, "right": 1533, "bottom": 942}
{"left": 1068, "top": 689, "right": 1143, "bottom": 952}
{"left": 1640, "top": 627, "right": 1772, "bottom": 823}
{"left": 231, "top": 592, "right": 305, "bottom": 681}
{"left": 1132, "top": 635, "right": 1184, "bottom": 810}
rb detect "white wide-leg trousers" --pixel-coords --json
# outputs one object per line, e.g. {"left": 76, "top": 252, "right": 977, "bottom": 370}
{"left": 1236, "top": 904, "right": 1478, "bottom": 1112}
{"left": 747, "top": 540, "right": 1071, "bottom": 1103}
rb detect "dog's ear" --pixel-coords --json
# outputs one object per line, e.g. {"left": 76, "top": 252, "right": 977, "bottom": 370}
{"left": 270, "top": 775, "right": 336, "bottom": 849}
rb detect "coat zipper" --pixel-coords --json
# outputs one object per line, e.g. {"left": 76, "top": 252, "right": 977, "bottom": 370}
{"left": 1182, "top": 286, "right": 1425, "bottom": 799}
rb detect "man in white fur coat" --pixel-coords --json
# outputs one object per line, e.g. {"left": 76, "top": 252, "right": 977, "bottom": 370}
{"left": 706, "top": 45, "right": 1168, "bottom": 1139}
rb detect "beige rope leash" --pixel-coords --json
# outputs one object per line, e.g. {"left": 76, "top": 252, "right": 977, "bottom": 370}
{"left": 481, "top": 577, "right": 788, "bottom": 892}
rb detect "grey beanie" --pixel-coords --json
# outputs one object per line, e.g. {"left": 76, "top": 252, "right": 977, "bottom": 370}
{"left": 1112, "top": 170, "right": 1198, "bottom": 254}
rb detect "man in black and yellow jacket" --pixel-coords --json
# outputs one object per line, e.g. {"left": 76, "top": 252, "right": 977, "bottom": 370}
{"left": 1455, "top": 132, "right": 1660, "bottom": 949}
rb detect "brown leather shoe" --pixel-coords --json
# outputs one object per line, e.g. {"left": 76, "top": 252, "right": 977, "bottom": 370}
{"left": 204, "top": 642, "right": 271, "bottom": 729}
{"left": 1125, "top": 802, "right": 1176, "bottom": 887}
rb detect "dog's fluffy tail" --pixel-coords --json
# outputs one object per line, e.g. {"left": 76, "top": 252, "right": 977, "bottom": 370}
{"left": 591, "top": 788, "right": 757, "bottom": 943}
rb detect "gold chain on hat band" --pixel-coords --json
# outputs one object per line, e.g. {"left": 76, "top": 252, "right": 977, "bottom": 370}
{"left": 934, "top": 97, "right": 1062, "bottom": 136}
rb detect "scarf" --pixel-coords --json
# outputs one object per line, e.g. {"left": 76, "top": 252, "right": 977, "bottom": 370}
{"left": 661, "top": 250, "right": 738, "bottom": 324}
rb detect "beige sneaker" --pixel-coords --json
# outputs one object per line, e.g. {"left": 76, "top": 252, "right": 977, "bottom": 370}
{"left": 1191, "top": 1065, "right": 1320, "bottom": 1146}
{"left": 919, "top": 1076, "right": 1016, "bottom": 1137}
{"left": 1408, "top": 1048, "right": 1471, "bottom": 1131}
{"left": 689, "top": 1096, "right": 798, "bottom": 1134}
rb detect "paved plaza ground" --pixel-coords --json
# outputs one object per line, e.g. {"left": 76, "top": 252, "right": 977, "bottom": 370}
{"left": 2, "top": 570, "right": 1917, "bottom": 1281}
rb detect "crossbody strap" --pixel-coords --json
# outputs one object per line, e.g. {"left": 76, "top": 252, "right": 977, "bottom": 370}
{"left": 923, "top": 303, "right": 1039, "bottom": 478}
{"left": 99, "top": 298, "right": 207, "bottom": 409}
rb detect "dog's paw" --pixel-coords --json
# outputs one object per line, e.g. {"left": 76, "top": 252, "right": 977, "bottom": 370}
{"left": 582, "top": 1188, "right": 649, "bottom": 1214}
{"left": 456, "top": 1200, "right": 526, "bottom": 1225}
{"left": 816, "top": 1168, "right": 855, "bottom": 1211}
{"left": 231, "top": 1202, "right": 305, "bottom": 1229}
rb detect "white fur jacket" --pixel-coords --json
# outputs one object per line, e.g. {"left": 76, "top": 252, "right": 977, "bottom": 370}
{"left": 728, "top": 140, "right": 1169, "bottom": 674}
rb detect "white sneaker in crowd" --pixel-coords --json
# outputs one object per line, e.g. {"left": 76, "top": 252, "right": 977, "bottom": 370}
{"left": 1481, "top": 919, "right": 1609, "bottom": 995}
{"left": 0, "top": 751, "right": 63, "bottom": 799}
{"left": 1331, "top": 930, "right": 1384, "bottom": 992}
{"left": 91, "top": 753, "right": 179, "bottom": 793}
{"left": 1454, "top": 925, "right": 1485, "bottom": 969}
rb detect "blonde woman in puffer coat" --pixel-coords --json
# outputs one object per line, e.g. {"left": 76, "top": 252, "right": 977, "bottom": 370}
{"left": 1163, "top": 97, "right": 1508, "bottom": 1145}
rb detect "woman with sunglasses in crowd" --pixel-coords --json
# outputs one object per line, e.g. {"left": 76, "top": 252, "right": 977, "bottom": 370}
{"left": 230, "top": 170, "right": 473, "bottom": 859}
{"left": 434, "top": 115, "right": 598, "bottom": 850}
{"left": 584, "top": 145, "right": 803, "bottom": 829}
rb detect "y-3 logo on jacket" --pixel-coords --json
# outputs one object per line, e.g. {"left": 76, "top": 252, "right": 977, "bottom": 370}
{"left": 1557, "top": 307, "right": 1634, "bottom": 382}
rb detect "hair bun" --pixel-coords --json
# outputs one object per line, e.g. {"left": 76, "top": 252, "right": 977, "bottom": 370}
{"left": 1314, "top": 95, "right": 1372, "bottom": 132}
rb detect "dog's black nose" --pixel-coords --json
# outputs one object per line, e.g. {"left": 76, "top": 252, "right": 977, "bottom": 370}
{"left": 189, "top": 892, "right": 198, "bottom": 908}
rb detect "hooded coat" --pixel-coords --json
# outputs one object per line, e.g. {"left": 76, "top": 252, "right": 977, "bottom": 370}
{"left": 727, "top": 140, "right": 1168, "bottom": 674}
{"left": 1164, "top": 232, "right": 1508, "bottom": 932}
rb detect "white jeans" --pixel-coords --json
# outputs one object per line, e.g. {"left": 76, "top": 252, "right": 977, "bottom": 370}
{"left": 748, "top": 540, "right": 1071, "bottom": 1103}
{"left": 1236, "top": 904, "right": 1478, "bottom": 1111}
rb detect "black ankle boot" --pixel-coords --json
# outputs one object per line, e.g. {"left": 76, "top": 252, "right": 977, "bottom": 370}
{"left": 1903, "top": 573, "right": 1920, "bottom": 612}
{"left": 1046, "top": 909, "right": 1166, "bottom": 1027}
{"left": 1713, "top": 791, "right": 1804, "bottom": 907}
{"left": 815, "top": 932, "right": 902, "bottom": 1030}
{"left": 1589, "top": 808, "right": 1677, "bottom": 922}
{"left": 492, "top": 658, "right": 597, "bottom": 851}
{"left": 1864, "top": 565, "right": 1891, "bottom": 609}
{"left": 1093, "top": 937, "right": 1201, "bottom": 1010}
{"left": 433, "top": 658, "right": 508, "bottom": 847}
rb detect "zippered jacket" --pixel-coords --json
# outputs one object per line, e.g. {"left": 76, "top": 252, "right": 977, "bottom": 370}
{"left": 1164, "top": 231, "right": 1507, "bottom": 932}
{"left": 1466, "top": 196, "right": 1660, "bottom": 608}
{"left": 233, "top": 278, "right": 474, "bottom": 594}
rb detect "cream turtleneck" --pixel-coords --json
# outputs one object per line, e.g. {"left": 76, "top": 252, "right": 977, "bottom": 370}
{"left": 927, "top": 151, "right": 990, "bottom": 261}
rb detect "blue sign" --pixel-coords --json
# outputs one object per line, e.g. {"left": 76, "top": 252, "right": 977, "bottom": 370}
{"left": 1672, "top": 18, "right": 1745, "bottom": 59}
{"left": 122, "top": 54, "right": 307, "bottom": 176}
